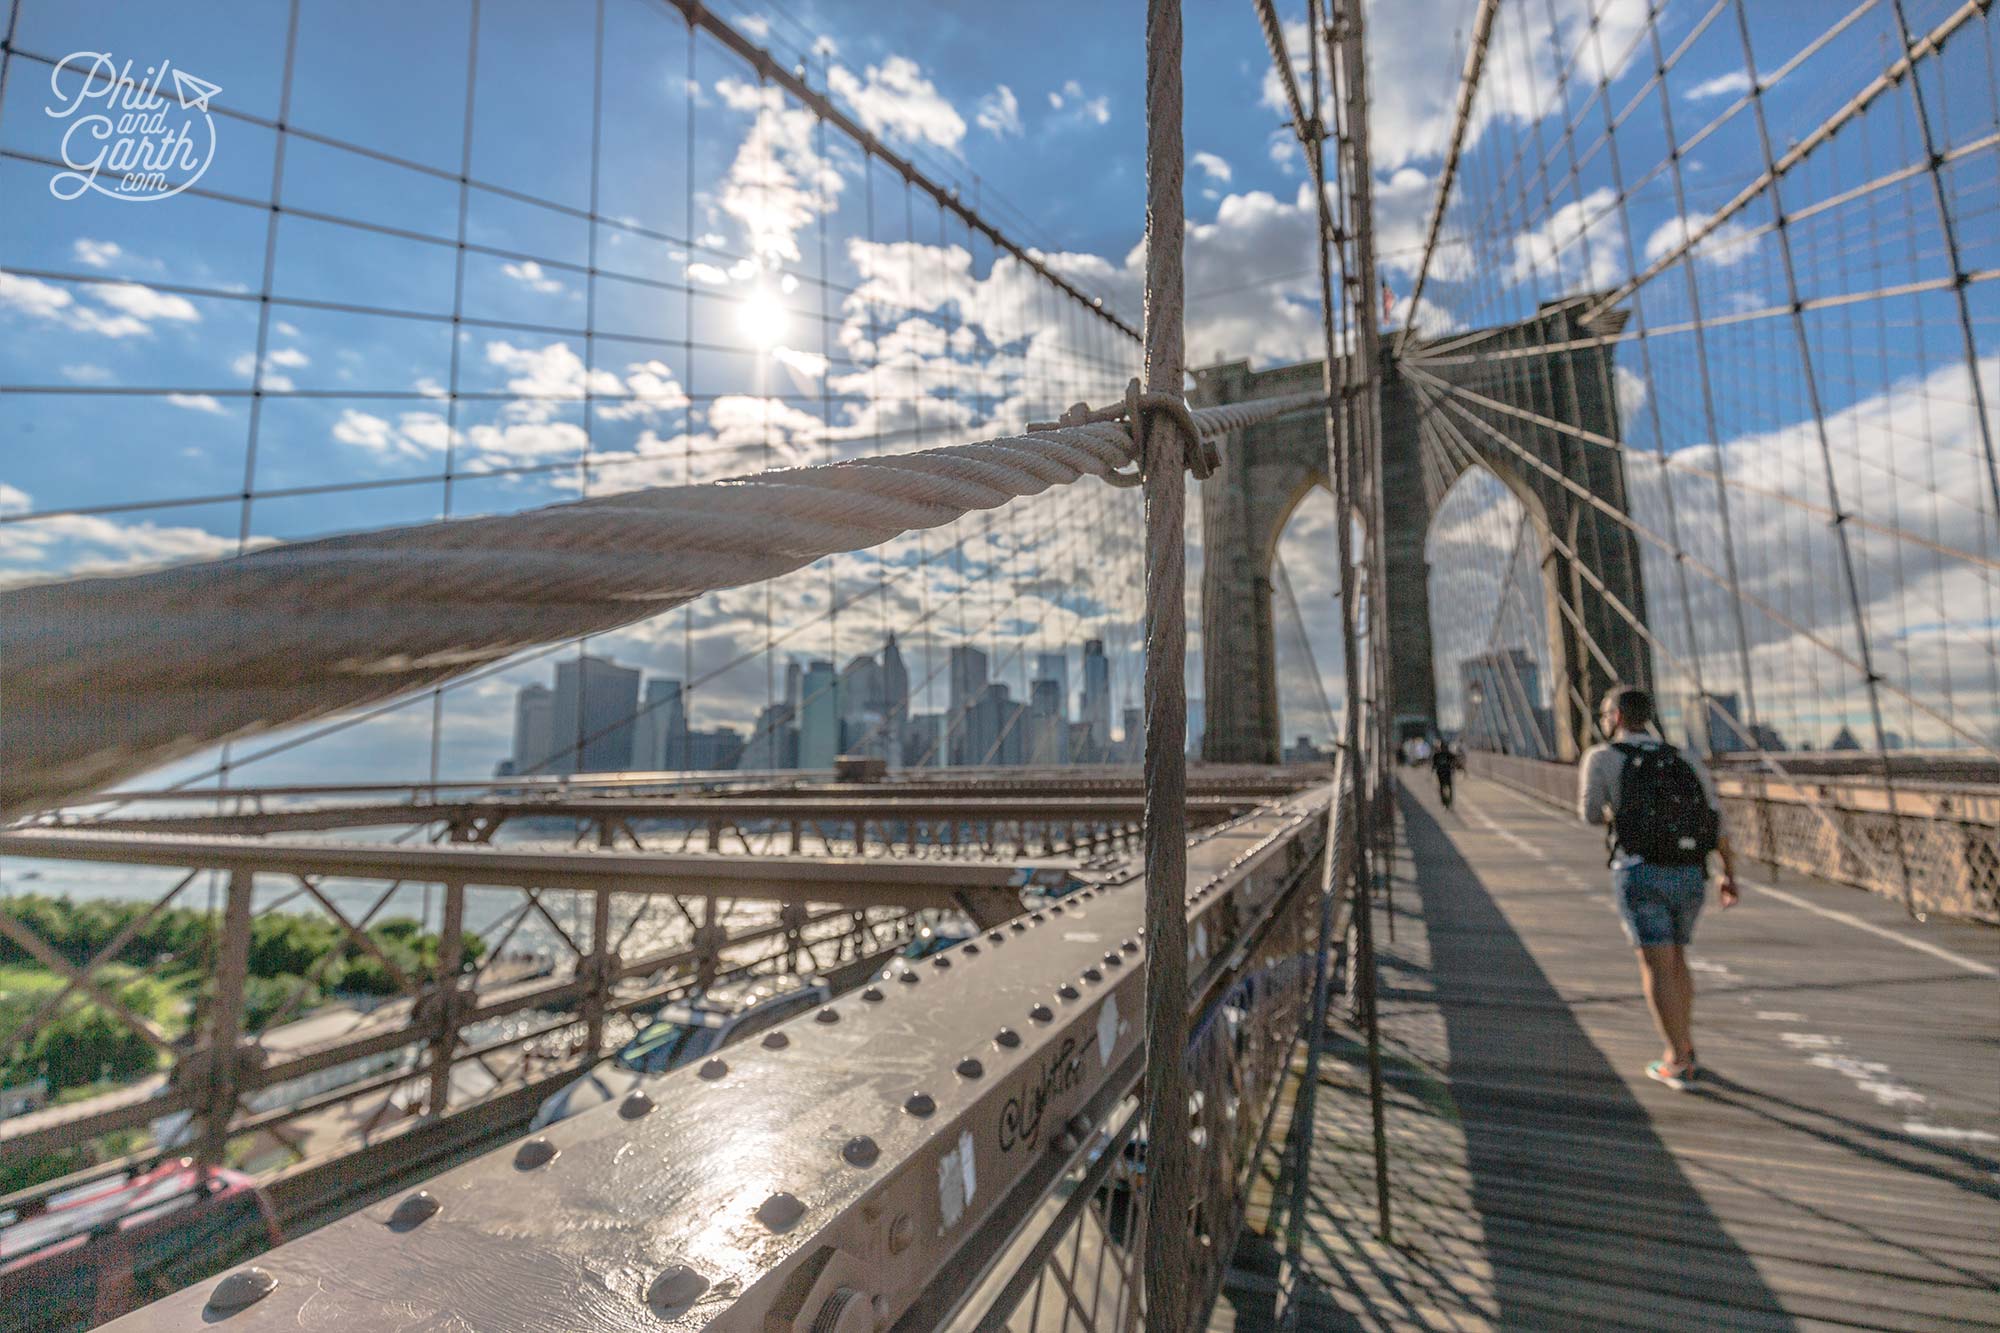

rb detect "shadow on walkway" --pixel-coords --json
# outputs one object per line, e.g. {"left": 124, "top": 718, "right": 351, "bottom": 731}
{"left": 1398, "top": 788, "right": 1794, "bottom": 1329}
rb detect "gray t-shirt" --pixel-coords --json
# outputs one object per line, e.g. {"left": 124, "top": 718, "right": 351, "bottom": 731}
{"left": 1577, "top": 736, "right": 1720, "bottom": 857}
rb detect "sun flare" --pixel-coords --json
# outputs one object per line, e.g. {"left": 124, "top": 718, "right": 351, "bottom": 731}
{"left": 737, "top": 286, "right": 789, "bottom": 348}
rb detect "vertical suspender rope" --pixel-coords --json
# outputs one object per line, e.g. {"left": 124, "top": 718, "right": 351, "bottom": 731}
{"left": 1338, "top": 0, "right": 1396, "bottom": 1244}
{"left": 1141, "top": 0, "right": 1193, "bottom": 1325}
{"left": 1281, "top": 3, "right": 1390, "bottom": 1316}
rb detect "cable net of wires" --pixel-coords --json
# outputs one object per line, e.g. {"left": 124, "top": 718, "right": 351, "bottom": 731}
{"left": 0, "top": 0, "right": 1157, "bottom": 813}
{"left": 1398, "top": 0, "right": 2000, "bottom": 782}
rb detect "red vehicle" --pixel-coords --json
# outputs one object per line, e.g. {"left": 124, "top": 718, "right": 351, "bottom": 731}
{"left": 0, "top": 1159, "right": 280, "bottom": 1331}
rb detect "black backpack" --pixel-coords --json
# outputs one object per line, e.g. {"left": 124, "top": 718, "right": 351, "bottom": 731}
{"left": 1610, "top": 741, "right": 1719, "bottom": 866}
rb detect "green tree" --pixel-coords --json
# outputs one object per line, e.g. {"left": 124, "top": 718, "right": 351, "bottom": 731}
{"left": 15, "top": 1001, "right": 159, "bottom": 1090}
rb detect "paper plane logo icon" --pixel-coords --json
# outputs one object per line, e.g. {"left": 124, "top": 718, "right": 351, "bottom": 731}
{"left": 171, "top": 67, "right": 221, "bottom": 112}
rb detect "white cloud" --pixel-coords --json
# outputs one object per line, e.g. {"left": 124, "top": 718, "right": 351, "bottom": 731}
{"left": 1045, "top": 78, "right": 1107, "bottom": 125}
{"left": 1613, "top": 364, "right": 1647, "bottom": 422}
{"left": 1506, "top": 186, "right": 1624, "bottom": 293}
{"left": 166, "top": 393, "right": 227, "bottom": 414}
{"left": 713, "top": 77, "right": 845, "bottom": 263}
{"left": 0, "top": 487, "right": 257, "bottom": 583}
{"left": 827, "top": 55, "right": 965, "bottom": 150}
{"left": 327, "top": 342, "right": 690, "bottom": 466}
{"left": 501, "top": 259, "right": 566, "bottom": 294}
{"left": 1642, "top": 211, "right": 1758, "bottom": 270}
{"left": 687, "top": 262, "right": 730, "bottom": 286}
{"left": 1364, "top": 0, "right": 1648, "bottom": 170}
{"left": 1684, "top": 69, "right": 1751, "bottom": 101}
{"left": 1192, "top": 152, "right": 1232, "bottom": 184}
{"left": 330, "top": 409, "right": 397, "bottom": 454}
{"left": 60, "top": 363, "right": 113, "bottom": 383}
{"left": 230, "top": 351, "right": 295, "bottom": 392}
{"left": 72, "top": 238, "right": 122, "bottom": 268}
{"left": 976, "top": 84, "right": 1022, "bottom": 137}
{"left": 0, "top": 271, "right": 200, "bottom": 339}
{"left": 93, "top": 282, "right": 198, "bottom": 324}
{"left": 772, "top": 346, "right": 830, "bottom": 380}
{"left": 0, "top": 272, "right": 77, "bottom": 321}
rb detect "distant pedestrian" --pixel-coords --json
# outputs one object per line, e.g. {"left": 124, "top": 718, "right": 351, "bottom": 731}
{"left": 1430, "top": 738, "right": 1457, "bottom": 808}
{"left": 1578, "top": 686, "right": 1738, "bottom": 1090}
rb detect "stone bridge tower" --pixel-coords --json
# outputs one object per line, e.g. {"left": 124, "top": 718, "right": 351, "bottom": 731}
{"left": 1193, "top": 296, "right": 1650, "bottom": 764}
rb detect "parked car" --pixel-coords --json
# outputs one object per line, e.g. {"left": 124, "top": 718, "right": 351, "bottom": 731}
{"left": 530, "top": 973, "right": 831, "bottom": 1128}
{"left": 900, "top": 912, "right": 977, "bottom": 962}
{"left": 0, "top": 1159, "right": 280, "bottom": 1332}
{"left": 1018, "top": 867, "right": 1087, "bottom": 904}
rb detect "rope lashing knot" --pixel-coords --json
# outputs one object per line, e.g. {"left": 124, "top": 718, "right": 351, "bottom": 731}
{"left": 1025, "top": 377, "right": 1216, "bottom": 488}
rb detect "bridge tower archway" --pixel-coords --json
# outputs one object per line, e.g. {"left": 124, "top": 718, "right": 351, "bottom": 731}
{"left": 1193, "top": 359, "right": 1331, "bottom": 765}
{"left": 1195, "top": 297, "right": 1651, "bottom": 764}
{"left": 1387, "top": 297, "right": 1653, "bottom": 758}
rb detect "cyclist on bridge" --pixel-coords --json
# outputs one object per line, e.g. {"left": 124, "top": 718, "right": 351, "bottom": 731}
{"left": 1578, "top": 686, "right": 1739, "bottom": 1091}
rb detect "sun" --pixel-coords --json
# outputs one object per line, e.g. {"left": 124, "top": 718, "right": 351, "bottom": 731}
{"left": 737, "top": 286, "right": 789, "bottom": 348}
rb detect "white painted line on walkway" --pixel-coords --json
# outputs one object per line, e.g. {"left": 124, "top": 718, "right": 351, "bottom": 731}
{"left": 1455, "top": 777, "right": 1999, "bottom": 979}
{"left": 1742, "top": 879, "right": 1998, "bottom": 978}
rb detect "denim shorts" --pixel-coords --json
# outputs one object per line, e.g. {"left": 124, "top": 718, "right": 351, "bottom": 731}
{"left": 1612, "top": 860, "right": 1706, "bottom": 947}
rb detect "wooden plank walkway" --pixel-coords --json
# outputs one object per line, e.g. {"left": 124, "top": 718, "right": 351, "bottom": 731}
{"left": 1214, "top": 774, "right": 2000, "bottom": 1332}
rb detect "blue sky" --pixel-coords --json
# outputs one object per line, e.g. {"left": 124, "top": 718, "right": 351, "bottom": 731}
{"left": 1, "top": 0, "right": 1995, "bottom": 791}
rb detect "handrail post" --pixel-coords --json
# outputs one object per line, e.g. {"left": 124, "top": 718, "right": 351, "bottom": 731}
{"left": 196, "top": 867, "right": 255, "bottom": 1173}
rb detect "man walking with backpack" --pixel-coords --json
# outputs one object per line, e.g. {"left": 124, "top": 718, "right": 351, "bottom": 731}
{"left": 1578, "top": 686, "right": 1739, "bottom": 1090}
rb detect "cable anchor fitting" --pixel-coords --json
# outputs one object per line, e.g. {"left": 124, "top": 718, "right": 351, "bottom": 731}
{"left": 1026, "top": 377, "right": 1217, "bottom": 487}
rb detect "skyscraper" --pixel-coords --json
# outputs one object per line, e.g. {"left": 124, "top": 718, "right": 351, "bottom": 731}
{"left": 799, "top": 659, "right": 841, "bottom": 769}
{"left": 1034, "top": 650, "right": 1069, "bottom": 722}
{"left": 1029, "top": 677, "right": 1066, "bottom": 765}
{"left": 882, "top": 633, "right": 909, "bottom": 764}
{"left": 550, "top": 655, "right": 641, "bottom": 773}
{"left": 511, "top": 683, "right": 554, "bottom": 775}
{"left": 1119, "top": 705, "right": 1143, "bottom": 763}
{"left": 1081, "top": 639, "right": 1111, "bottom": 752}
{"left": 741, "top": 702, "right": 798, "bottom": 770}
{"left": 948, "top": 645, "right": 988, "bottom": 767}
{"left": 630, "top": 678, "right": 685, "bottom": 771}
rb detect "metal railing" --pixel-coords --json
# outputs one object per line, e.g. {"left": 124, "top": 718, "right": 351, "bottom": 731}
{"left": 1461, "top": 750, "right": 2000, "bottom": 923}
{"left": 89, "top": 785, "right": 1343, "bottom": 1331}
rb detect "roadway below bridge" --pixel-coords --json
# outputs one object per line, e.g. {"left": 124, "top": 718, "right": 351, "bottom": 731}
{"left": 1219, "top": 774, "right": 2000, "bottom": 1332}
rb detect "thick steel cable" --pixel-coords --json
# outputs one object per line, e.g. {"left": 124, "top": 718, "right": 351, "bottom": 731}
{"left": 0, "top": 393, "right": 1315, "bottom": 820}
{"left": 1640, "top": 11, "right": 1768, "bottom": 754}
{"left": 1889, "top": 0, "right": 2000, "bottom": 554}
{"left": 1578, "top": 0, "right": 1991, "bottom": 331}
{"left": 1416, "top": 379, "right": 1915, "bottom": 888}
{"left": 1397, "top": 0, "right": 1500, "bottom": 353}
{"left": 1406, "top": 366, "right": 2000, "bottom": 758}
{"left": 1252, "top": 0, "right": 1312, "bottom": 145}
{"left": 1398, "top": 364, "right": 2000, "bottom": 575}
{"left": 1730, "top": 0, "right": 1917, "bottom": 914}
{"left": 1140, "top": 0, "right": 1194, "bottom": 1324}
{"left": 1580, "top": 7, "right": 1719, "bottom": 760}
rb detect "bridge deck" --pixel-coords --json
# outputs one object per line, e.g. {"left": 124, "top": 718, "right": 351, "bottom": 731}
{"left": 1217, "top": 775, "right": 2000, "bottom": 1332}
